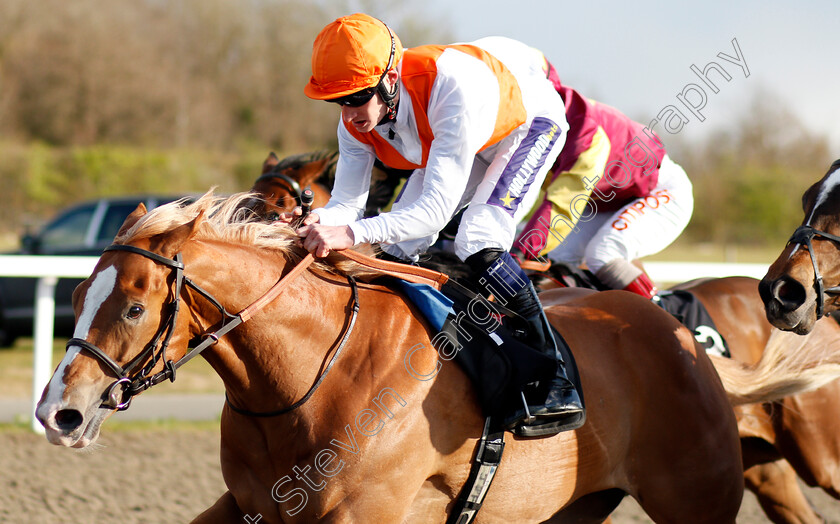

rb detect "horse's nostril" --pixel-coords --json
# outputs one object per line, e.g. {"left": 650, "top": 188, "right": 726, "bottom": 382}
{"left": 54, "top": 409, "right": 84, "bottom": 431}
{"left": 773, "top": 278, "right": 806, "bottom": 310}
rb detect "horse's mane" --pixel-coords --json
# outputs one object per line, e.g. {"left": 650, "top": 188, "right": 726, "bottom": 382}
{"left": 273, "top": 149, "right": 339, "bottom": 170}
{"left": 114, "top": 190, "right": 379, "bottom": 279}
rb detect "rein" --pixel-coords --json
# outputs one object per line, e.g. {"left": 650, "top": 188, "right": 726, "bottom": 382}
{"left": 70, "top": 236, "right": 450, "bottom": 415}
{"left": 69, "top": 244, "right": 317, "bottom": 411}
{"left": 226, "top": 274, "right": 360, "bottom": 417}
{"left": 787, "top": 225, "right": 840, "bottom": 318}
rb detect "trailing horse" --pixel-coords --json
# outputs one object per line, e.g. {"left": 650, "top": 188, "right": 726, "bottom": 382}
{"left": 252, "top": 150, "right": 410, "bottom": 221}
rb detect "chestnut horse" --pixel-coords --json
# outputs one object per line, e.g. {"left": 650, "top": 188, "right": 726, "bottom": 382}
{"left": 36, "top": 193, "right": 840, "bottom": 523}
{"left": 250, "top": 152, "right": 840, "bottom": 523}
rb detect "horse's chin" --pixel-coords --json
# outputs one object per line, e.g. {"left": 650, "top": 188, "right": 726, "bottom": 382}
{"left": 767, "top": 307, "right": 817, "bottom": 335}
{"left": 790, "top": 319, "right": 817, "bottom": 335}
{"left": 71, "top": 413, "right": 106, "bottom": 448}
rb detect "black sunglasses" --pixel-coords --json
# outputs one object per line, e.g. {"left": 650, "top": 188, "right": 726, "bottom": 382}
{"left": 328, "top": 87, "right": 377, "bottom": 107}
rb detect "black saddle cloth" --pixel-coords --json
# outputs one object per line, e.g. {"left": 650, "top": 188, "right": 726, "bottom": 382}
{"left": 390, "top": 274, "right": 583, "bottom": 420}
{"left": 415, "top": 254, "right": 730, "bottom": 359}
{"left": 654, "top": 290, "right": 730, "bottom": 357}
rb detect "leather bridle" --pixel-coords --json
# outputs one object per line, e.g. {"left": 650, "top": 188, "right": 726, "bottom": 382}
{"left": 255, "top": 171, "right": 304, "bottom": 208}
{"left": 67, "top": 244, "right": 358, "bottom": 415}
{"left": 786, "top": 225, "right": 840, "bottom": 318}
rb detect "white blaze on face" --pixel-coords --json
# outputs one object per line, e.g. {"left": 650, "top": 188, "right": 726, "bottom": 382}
{"left": 807, "top": 167, "right": 840, "bottom": 225}
{"left": 43, "top": 266, "right": 118, "bottom": 405}
{"left": 792, "top": 166, "right": 840, "bottom": 258}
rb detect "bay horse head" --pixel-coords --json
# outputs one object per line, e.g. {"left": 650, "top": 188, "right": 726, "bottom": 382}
{"left": 249, "top": 150, "right": 336, "bottom": 220}
{"left": 760, "top": 159, "right": 840, "bottom": 334}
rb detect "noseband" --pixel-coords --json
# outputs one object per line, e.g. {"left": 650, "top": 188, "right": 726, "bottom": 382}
{"left": 67, "top": 244, "right": 355, "bottom": 414}
{"left": 786, "top": 225, "right": 840, "bottom": 318}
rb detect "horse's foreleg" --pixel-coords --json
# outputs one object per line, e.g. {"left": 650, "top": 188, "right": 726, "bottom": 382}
{"left": 191, "top": 491, "right": 248, "bottom": 524}
{"left": 744, "top": 459, "right": 824, "bottom": 524}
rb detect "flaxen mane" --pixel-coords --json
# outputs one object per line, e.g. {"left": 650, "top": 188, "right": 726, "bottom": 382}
{"left": 114, "top": 190, "right": 380, "bottom": 279}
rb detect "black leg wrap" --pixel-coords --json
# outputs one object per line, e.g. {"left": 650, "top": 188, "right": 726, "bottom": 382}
{"left": 502, "top": 282, "right": 585, "bottom": 435}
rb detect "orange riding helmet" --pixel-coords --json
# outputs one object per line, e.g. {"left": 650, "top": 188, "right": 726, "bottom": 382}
{"left": 304, "top": 13, "right": 403, "bottom": 101}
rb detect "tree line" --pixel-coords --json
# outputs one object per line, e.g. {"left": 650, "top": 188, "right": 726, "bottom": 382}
{"left": 0, "top": 0, "right": 831, "bottom": 249}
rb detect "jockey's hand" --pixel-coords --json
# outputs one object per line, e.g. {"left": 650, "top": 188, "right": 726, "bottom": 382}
{"left": 298, "top": 224, "right": 355, "bottom": 258}
{"left": 277, "top": 207, "right": 320, "bottom": 227}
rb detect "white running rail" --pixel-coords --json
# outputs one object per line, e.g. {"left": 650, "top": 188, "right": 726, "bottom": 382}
{"left": 0, "top": 255, "right": 770, "bottom": 432}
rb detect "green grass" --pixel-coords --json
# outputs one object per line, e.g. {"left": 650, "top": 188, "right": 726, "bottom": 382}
{"left": 644, "top": 238, "right": 785, "bottom": 264}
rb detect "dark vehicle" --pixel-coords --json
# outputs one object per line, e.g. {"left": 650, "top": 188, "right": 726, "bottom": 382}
{"left": 0, "top": 195, "right": 189, "bottom": 346}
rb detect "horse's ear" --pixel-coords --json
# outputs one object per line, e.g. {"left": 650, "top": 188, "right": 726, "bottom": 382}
{"left": 262, "top": 152, "right": 280, "bottom": 174}
{"left": 157, "top": 210, "right": 205, "bottom": 259}
{"left": 116, "top": 203, "right": 148, "bottom": 237}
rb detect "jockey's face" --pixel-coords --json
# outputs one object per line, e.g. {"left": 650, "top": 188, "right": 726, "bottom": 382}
{"left": 341, "top": 93, "right": 387, "bottom": 134}
{"left": 337, "top": 69, "right": 399, "bottom": 134}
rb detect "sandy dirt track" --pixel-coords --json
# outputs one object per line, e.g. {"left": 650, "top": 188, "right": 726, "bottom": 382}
{"left": 1, "top": 425, "right": 839, "bottom": 523}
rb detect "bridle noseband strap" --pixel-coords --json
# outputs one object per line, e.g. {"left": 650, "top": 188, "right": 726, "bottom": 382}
{"left": 67, "top": 338, "right": 127, "bottom": 378}
{"left": 787, "top": 225, "right": 840, "bottom": 318}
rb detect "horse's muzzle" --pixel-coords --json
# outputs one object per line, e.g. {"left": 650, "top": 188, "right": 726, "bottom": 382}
{"left": 759, "top": 275, "right": 816, "bottom": 333}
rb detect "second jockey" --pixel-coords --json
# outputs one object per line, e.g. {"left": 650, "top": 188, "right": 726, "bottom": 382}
{"left": 514, "top": 61, "right": 694, "bottom": 299}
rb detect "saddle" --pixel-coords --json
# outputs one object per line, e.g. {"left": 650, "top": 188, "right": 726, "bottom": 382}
{"left": 654, "top": 290, "right": 730, "bottom": 357}
{"left": 392, "top": 277, "right": 584, "bottom": 421}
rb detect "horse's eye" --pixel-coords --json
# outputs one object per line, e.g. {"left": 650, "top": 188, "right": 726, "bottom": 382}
{"left": 127, "top": 305, "right": 144, "bottom": 319}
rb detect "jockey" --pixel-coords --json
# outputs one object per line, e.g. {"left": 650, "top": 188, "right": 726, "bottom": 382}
{"left": 284, "top": 13, "right": 585, "bottom": 430}
{"left": 513, "top": 62, "right": 694, "bottom": 299}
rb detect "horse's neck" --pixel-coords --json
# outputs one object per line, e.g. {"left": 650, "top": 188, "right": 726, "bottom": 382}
{"left": 200, "top": 271, "right": 347, "bottom": 407}
{"left": 191, "top": 255, "right": 423, "bottom": 431}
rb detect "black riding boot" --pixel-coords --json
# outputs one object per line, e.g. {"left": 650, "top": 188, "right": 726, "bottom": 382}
{"left": 466, "top": 248, "right": 584, "bottom": 434}
{"left": 506, "top": 280, "right": 584, "bottom": 432}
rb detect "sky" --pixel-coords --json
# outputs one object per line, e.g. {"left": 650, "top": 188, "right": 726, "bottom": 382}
{"left": 414, "top": 0, "right": 840, "bottom": 151}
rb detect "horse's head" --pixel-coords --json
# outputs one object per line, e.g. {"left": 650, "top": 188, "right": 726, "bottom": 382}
{"left": 760, "top": 159, "right": 840, "bottom": 333}
{"left": 249, "top": 151, "right": 336, "bottom": 220}
{"left": 36, "top": 201, "right": 205, "bottom": 447}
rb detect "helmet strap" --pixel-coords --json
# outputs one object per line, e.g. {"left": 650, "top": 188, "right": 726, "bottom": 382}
{"left": 377, "top": 76, "right": 399, "bottom": 121}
